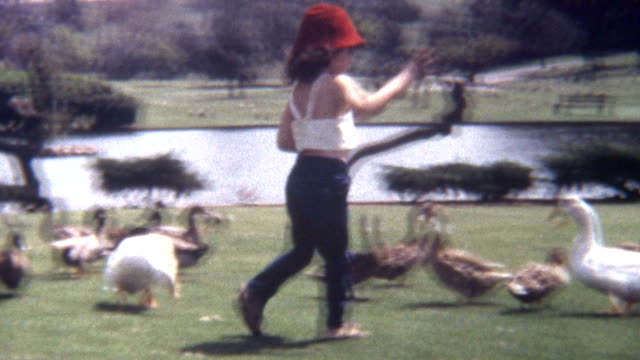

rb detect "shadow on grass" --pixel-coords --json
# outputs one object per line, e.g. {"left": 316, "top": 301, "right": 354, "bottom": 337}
{"left": 39, "top": 272, "right": 99, "bottom": 281}
{"left": 500, "top": 307, "right": 548, "bottom": 316}
{"left": 182, "top": 334, "right": 348, "bottom": 356}
{"left": 557, "top": 311, "right": 640, "bottom": 319}
{"left": 94, "top": 301, "right": 149, "bottom": 315}
{"left": 0, "top": 292, "right": 20, "bottom": 301}
{"left": 401, "top": 300, "right": 500, "bottom": 310}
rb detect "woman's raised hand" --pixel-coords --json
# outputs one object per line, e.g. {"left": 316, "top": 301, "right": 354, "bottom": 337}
{"left": 410, "top": 49, "right": 437, "bottom": 79}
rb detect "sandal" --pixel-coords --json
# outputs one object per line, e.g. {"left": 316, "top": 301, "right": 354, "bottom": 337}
{"left": 237, "top": 284, "right": 264, "bottom": 336}
{"left": 325, "top": 323, "right": 370, "bottom": 340}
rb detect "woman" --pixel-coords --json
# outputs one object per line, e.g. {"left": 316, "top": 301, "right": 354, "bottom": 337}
{"left": 238, "top": 3, "right": 434, "bottom": 339}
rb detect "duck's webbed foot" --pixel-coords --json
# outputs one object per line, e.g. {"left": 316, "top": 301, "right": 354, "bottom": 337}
{"left": 607, "top": 293, "right": 631, "bottom": 316}
{"left": 140, "top": 288, "right": 159, "bottom": 308}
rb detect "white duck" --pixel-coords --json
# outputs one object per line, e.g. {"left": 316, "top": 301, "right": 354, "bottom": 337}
{"left": 103, "top": 233, "right": 180, "bottom": 308}
{"left": 554, "top": 195, "right": 640, "bottom": 315}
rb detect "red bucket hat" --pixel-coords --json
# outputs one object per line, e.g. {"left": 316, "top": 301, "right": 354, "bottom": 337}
{"left": 291, "top": 3, "right": 366, "bottom": 56}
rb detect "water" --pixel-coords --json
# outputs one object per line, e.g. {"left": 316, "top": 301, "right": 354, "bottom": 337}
{"left": 1, "top": 124, "right": 638, "bottom": 210}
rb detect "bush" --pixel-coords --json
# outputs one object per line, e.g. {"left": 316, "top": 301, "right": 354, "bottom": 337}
{"left": 382, "top": 161, "right": 534, "bottom": 201}
{"left": 92, "top": 153, "right": 205, "bottom": 204}
{"left": 0, "top": 71, "right": 137, "bottom": 132}
{"left": 542, "top": 143, "right": 640, "bottom": 200}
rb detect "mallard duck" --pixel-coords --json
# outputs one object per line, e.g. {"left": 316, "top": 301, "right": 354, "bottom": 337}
{"left": 103, "top": 232, "right": 180, "bottom": 308}
{"left": 507, "top": 248, "right": 571, "bottom": 307}
{"left": 49, "top": 208, "right": 110, "bottom": 275}
{"left": 0, "top": 232, "right": 30, "bottom": 291}
{"left": 147, "top": 205, "right": 224, "bottom": 268}
{"left": 552, "top": 195, "right": 640, "bottom": 315}
{"left": 426, "top": 232, "right": 512, "bottom": 302}
{"left": 614, "top": 242, "right": 640, "bottom": 252}
{"left": 307, "top": 207, "right": 431, "bottom": 288}
{"left": 103, "top": 207, "right": 164, "bottom": 248}
{"left": 40, "top": 203, "right": 103, "bottom": 241}
{"left": 150, "top": 205, "right": 222, "bottom": 244}
{"left": 370, "top": 207, "right": 433, "bottom": 282}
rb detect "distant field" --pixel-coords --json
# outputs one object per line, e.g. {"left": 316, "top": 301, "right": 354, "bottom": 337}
{"left": 111, "top": 54, "right": 640, "bottom": 128}
{"left": 3, "top": 203, "right": 640, "bottom": 359}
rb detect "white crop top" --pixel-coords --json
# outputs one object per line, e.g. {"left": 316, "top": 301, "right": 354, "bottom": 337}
{"left": 290, "top": 73, "right": 358, "bottom": 152}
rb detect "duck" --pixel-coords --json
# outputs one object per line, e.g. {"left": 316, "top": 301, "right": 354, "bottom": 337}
{"left": 0, "top": 232, "right": 31, "bottom": 291}
{"left": 367, "top": 212, "right": 430, "bottom": 283}
{"left": 103, "top": 232, "right": 180, "bottom": 308}
{"left": 307, "top": 205, "right": 433, "bottom": 288}
{"left": 145, "top": 205, "right": 224, "bottom": 268}
{"left": 426, "top": 231, "right": 512, "bottom": 303}
{"left": 49, "top": 208, "right": 110, "bottom": 275}
{"left": 507, "top": 248, "right": 571, "bottom": 307}
{"left": 40, "top": 202, "right": 101, "bottom": 241}
{"left": 614, "top": 242, "right": 640, "bottom": 252}
{"left": 150, "top": 205, "right": 222, "bottom": 245}
{"left": 103, "top": 206, "right": 165, "bottom": 248}
{"left": 552, "top": 195, "right": 640, "bottom": 315}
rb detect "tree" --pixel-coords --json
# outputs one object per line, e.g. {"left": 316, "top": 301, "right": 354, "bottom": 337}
{"left": 382, "top": 161, "right": 534, "bottom": 202}
{"left": 0, "top": 40, "right": 137, "bottom": 208}
{"left": 92, "top": 153, "right": 206, "bottom": 206}
{"left": 535, "top": 0, "right": 640, "bottom": 53}
{"left": 49, "top": 0, "right": 83, "bottom": 30}
{"left": 541, "top": 143, "right": 640, "bottom": 200}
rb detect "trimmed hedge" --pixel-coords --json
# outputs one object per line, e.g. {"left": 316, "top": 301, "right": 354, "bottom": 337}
{"left": 382, "top": 161, "right": 534, "bottom": 201}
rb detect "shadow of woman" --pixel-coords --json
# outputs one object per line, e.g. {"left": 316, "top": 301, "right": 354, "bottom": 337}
{"left": 182, "top": 334, "right": 345, "bottom": 356}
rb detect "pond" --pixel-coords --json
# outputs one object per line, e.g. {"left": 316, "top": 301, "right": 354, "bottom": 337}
{"left": 1, "top": 123, "right": 639, "bottom": 210}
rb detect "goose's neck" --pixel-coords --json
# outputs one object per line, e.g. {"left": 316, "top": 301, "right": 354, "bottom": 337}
{"left": 572, "top": 208, "right": 602, "bottom": 253}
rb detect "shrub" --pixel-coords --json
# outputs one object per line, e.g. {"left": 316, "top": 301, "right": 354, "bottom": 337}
{"left": 0, "top": 71, "right": 137, "bottom": 132}
{"left": 92, "top": 153, "right": 205, "bottom": 205}
{"left": 542, "top": 143, "right": 640, "bottom": 200}
{"left": 382, "top": 161, "right": 534, "bottom": 201}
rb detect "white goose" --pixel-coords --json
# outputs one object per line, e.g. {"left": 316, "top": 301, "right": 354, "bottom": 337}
{"left": 103, "top": 233, "right": 180, "bottom": 308}
{"left": 554, "top": 195, "right": 640, "bottom": 315}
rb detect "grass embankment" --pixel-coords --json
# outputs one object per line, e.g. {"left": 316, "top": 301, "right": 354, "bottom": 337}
{"left": 111, "top": 54, "right": 640, "bottom": 128}
{"left": 2, "top": 203, "right": 640, "bottom": 360}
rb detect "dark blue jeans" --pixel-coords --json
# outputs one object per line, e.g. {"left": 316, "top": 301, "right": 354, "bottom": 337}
{"left": 248, "top": 155, "right": 351, "bottom": 330}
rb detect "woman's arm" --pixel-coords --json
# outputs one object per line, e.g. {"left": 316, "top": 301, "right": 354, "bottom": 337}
{"left": 337, "top": 50, "right": 435, "bottom": 119}
{"left": 276, "top": 104, "right": 297, "bottom": 152}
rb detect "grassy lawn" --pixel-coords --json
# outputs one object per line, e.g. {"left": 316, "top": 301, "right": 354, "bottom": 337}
{"left": 111, "top": 54, "right": 640, "bottom": 128}
{"left": 2, "top": 203, "right": 640, "bottom": 360}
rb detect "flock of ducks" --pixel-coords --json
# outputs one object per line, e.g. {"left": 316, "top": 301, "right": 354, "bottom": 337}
{"left": 309, "top": 196, "right": 640, "bottom": 314}
{"left": 2, "top": 195, "right": 640, "bottom": 316}
{"left": 1, "top": 204, "right": 226, "bottom": 308}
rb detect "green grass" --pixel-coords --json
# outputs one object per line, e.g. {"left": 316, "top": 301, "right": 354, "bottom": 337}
{"left": 110, "top": 54, "right": 640, "bottom": 128}
{"left": 2, "top": 203, "right": 640, "bottom": 359}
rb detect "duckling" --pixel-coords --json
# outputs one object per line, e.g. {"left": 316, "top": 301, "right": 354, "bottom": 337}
{"left": 103, "top": 232, "right": 180, "bottom": 308}
{"left": 426, "top": 232, "right": 512, "bottom": 302}
{"left": 507, "top": 248, "right": 571, "bottom": 308}
{"left": 0, "top": 232, "right": 30, "bottom": 291}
